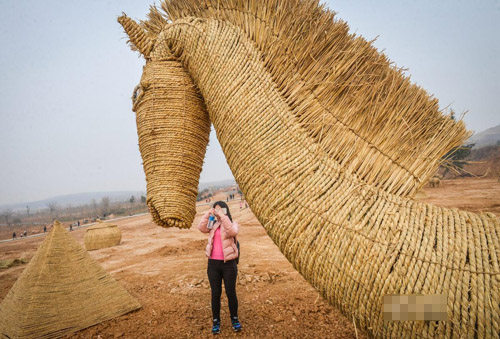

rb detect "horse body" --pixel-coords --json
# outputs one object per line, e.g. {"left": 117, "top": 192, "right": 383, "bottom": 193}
{"left": 119, "top": 7, "right": 500, "bottom": 338}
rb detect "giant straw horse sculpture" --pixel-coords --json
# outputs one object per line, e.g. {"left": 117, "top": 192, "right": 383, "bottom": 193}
{"left": 119, "top": 1, "right": 499, "bottom": 337}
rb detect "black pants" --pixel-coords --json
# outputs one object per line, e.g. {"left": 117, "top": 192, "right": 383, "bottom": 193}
{"left": 207, "top": 259, "right": 238, "bottom": 320}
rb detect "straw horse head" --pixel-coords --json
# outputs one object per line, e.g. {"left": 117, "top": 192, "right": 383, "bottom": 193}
{"left": 119, "top": 1, "right": 499, "bottom": 337}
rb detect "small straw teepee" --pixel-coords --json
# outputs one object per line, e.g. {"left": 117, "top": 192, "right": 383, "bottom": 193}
{"left": 0, "top": 221, "right": 141, "bottom": 338}
{"left": 85, "top": 220, "right": 122, "bottom": 251}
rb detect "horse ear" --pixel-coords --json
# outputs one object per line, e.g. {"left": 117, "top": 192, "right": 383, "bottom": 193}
{"left": 118, "top": 14, "right": 153, "bottom": 57}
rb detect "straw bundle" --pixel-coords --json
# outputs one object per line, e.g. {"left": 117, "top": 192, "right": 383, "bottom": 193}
{"left": 0, "top": 221, "right": 141, "bottom": 338}
{"left": 85, "top": 220, "right": 122, "bottom": 251}
{"left": 119, "top": 1, "right": 499, "bottom": 338}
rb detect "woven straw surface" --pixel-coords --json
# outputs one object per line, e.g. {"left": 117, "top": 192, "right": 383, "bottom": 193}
{"left": 119, "top": 2, "right": 500, "bottom": 338}
{"left": 0, "top": 221, "right": 141, "bottom": 338}
{"left": 85, "top": 221, "right": 122, "bottom": 251}
{"left": 135, "top": 0, "right": 470, "bottom": 198}
{"left": 129, "top": 43, "right": 210, "bottom": 228}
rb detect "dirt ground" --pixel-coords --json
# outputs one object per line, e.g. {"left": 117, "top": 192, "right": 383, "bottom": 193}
{"left": 1, "top": 177, "right": 499, "bottom": 338}
{"left": 417, "top": 177, "right": 500, "bottom": 216}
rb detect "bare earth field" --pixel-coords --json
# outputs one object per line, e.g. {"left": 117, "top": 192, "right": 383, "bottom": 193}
{"left": 417, "top": 177, "right": 500, "bottom": 216}
{"left": 1, "top": 177, "right": 499, "bottom": 338}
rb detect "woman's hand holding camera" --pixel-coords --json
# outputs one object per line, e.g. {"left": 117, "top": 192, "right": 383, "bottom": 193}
{"left": 208, "top": 207, "right": 222, "bottom": 218}
{"left": 214, "top": 206, "right": 224, "bottom": 218}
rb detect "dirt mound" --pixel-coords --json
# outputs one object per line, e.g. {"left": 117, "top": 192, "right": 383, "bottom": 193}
{"left": 469, "top": 145, "right": 500, "bottom": 160}
{"left": 439, "top": 145, "right": 500, "bottom": 179}
{"left": 462, "top": 145, "right": 500, "bottom": 178}
{"left": 153, "top": 239, "right": 206, "bottom": 257}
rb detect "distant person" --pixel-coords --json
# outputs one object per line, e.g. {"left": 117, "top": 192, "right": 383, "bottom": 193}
{"left": 77, "top": 220, "right": 80, "bottom": 227}
{"left": 226, "top": 196, "right": 229, "bottom": 202}
{"left": 70, "top": 224, "right": 73, "bottom": 231}
{"left": 24, "top": 230, "right": 27, "bottom": 237}
{"left": 12, "top": 232, "right": 16, "bottom": 239}
{"left": 198, "top": 201, "right": 241, "bottom": 334}
{"left": 239, "top": 202, "right": 243, "bottom": 210}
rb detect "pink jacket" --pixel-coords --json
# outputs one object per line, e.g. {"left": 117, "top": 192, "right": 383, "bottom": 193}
{"left": 197, "top": 211, "right": 239, "bottom": 262}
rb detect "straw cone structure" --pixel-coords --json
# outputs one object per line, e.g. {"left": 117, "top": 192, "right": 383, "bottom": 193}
{"left": 0, "top": 221, "right": 141, "bottom": 338}
{"left": 119, "top": 1, "right": 499, "bottom": 337}
{"left": 85, "top": 220, "right": 122, "bottom": 251}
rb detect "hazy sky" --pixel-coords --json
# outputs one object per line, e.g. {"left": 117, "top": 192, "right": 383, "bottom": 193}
{"left": 0, "top": 0, "right": 499, "bottom": 205}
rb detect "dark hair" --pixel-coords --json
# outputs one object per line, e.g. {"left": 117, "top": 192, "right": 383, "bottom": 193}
{"left": 213, "top": 200, "right": 233, "bottom": 222}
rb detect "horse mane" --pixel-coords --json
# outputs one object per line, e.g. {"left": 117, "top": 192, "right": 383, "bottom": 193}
{"left": 135, "top": 0, "right": 471, "bottom": 196}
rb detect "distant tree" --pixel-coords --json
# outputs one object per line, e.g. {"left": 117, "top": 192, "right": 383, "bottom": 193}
{"left": 1, "top": 209, "right": 13, "bottom": 225}
{"left": 100, "top": 197, "right": 110, "bottom": 217}
{"left": 91, "top": 199, "right": 97, "bottom": 215}
{"left": 47, "top": 202, "right": 58, "bottom": 219}
{"left": 129, "top": 195, "right": 135, "bottom": 204}
{"left": 441, "top": 143, "right": 475, "bottom": 176}
{"left": 496, "top": 140, "right": 500, "bottom": 146}
{"left": 64, "top": 204, "right": 73, "bottom": 219}
{"left": 140, "top": 195, "right": 146, "bottom": 203}
{"left": 197, "top": 188, "right": 211, "bottom": 201}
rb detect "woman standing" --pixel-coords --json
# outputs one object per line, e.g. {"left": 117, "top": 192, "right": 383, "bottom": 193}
{"left": 198, "top": 201, "right": 242, "bottom": 334}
